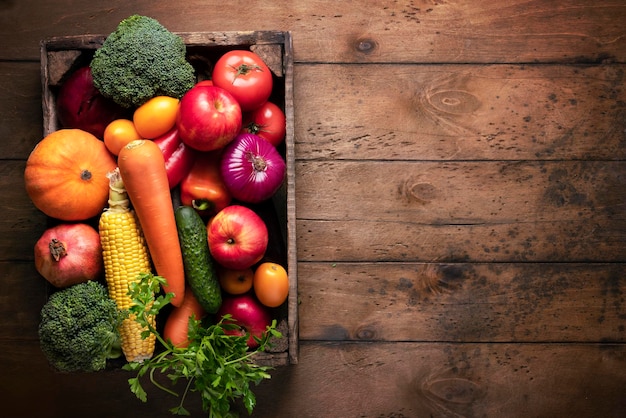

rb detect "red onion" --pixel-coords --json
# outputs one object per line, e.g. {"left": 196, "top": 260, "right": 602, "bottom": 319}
{"left": 220, "top": 133, "right": 286, "bottom": 203}
{"left": 56, "top": 66, "right": 128, "bottom": 139}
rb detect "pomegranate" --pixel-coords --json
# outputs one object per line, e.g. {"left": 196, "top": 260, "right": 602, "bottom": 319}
{"left": 34, "top": 223, "right": 104, "bottom": 288}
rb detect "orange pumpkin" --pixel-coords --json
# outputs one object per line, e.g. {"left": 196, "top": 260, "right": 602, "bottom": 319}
{"left": 24, "top": 129, "right": 116, "bottom": 221}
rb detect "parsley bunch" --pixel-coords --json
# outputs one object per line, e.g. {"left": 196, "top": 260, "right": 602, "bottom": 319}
{"left": 124, "top": 273, "right": 281, "bottom": 417}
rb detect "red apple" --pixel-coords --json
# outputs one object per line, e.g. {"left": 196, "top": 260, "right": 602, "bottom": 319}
{"left": 176, "top": 84, "right": 242, "bottom": 152}
{"left": 217, "top": 293, "right": 271, "bottom": 348}
{"left": 207, "top": 205, "right": 268, "bottom": 270}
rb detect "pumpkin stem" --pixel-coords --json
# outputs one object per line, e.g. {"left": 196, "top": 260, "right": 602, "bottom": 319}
{"left": 105, "top": 168, "right": 131, "bottom": 213}
{"left": 80, "top": 169, "right": 93, "bottom": 181}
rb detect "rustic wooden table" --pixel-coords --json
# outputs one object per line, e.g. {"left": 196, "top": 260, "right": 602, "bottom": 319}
{"left": 1, "top": 1, "right": 625, "bottom": 417}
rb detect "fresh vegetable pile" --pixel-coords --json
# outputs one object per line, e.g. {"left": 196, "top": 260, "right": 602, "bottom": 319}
{"left": 27, "top": 14, "right": 291, "bottom": 417}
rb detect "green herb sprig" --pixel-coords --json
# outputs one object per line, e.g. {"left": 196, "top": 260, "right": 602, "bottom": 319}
{"left": 124, "top": 273, "right": 282, "bottom": 417}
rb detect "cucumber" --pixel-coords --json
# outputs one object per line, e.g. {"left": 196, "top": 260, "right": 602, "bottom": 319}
{"left": 175, "top": 205, "right": 222, "bottom": 314}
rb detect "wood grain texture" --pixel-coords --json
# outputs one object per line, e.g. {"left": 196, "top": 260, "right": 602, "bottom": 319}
{"left": 294, "top": 64, "right": 626, "bottom": 161}
{"left": 2, "top": 341, "right": 625, "bottom": 418}
{"left": 0, "top": 262, "right": 47, "bottom": 341}
{"left": 297, "top": 262, "right": 626, "bottom": 342}
{"left": 0, "top": 1, "right": 625, "bottom": 63}
{"left": 0, "top": 162, "right": 48, "bottom": 261}
{"left": 0, "top": 0, "right": 625, "bottom": 416}
{"left": 0, "top": 62, "right": 44, "bottom": 158}
{"left": 297, "top": 219, "right": 625, "bottom": 262}
{"left": 4, "top": 62, "right": 626, "bottom": 163}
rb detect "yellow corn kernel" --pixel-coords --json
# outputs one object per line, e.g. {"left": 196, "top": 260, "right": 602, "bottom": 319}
{"left": 99, "top": 168, "right": 155, "bottom": 363}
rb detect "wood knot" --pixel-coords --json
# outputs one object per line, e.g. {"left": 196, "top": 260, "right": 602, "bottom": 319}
{"left": 355, "top": 325, "right": 377, "bottom": 340}
{"left": 427, "top": 90, "right": 481, "bottom": 115}
{"left": 354, "top": 37, "right": 378, "bottom": 55}
{"left": 424, "top": 377, "right": 483, "bottom": 405}
{"left": 401, "top": 177, "right": 438, "bottom": 204}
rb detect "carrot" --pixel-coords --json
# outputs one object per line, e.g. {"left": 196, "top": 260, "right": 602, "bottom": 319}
{"left": 117, "top": 139, "right": 185, "bottom": 306}
{"left": 163, "top": 289, "right": 206, "bottom": 348}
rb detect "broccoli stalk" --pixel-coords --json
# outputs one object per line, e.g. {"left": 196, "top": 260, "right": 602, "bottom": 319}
{"left": 38, "top": 281, "right": 123, "bottom": 373}
{"left": 90, "top": 14, "right": 196, "bottom": 108}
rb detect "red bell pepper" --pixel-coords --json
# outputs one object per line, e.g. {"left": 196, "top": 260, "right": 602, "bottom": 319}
{"left": 153, "top": 127, "right": 196, "bottom": 189}
{"left": 180, "top": 151, "right": 232, "bottom": 217}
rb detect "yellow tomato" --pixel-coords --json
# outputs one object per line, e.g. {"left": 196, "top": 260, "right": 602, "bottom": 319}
{"left": 218, "top": 267, "right": 254, "bottom": 295}
{"left": 103, "top": 119, "right": 141, "bottom": 156}
{"left": 253, "top": 262, "right": 289, "bottom": 308}
{"left": 133, "top": 96, "right": 180, "bottom": 139}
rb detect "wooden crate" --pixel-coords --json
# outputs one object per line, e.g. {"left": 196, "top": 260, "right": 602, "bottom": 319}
{"left": 39, "top": 31, "right": 298, "bottom": 366}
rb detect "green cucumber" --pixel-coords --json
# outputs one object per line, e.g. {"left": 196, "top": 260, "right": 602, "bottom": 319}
{"left": 175, "top": 205, "right": 222, "bottom": 314}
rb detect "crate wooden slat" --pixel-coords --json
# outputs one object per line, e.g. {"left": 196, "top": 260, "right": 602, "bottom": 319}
{"left": 39, "top": 30, "right": 298, "bottom": 366}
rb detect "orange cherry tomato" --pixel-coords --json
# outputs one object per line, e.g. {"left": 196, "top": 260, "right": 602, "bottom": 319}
{"left": 133, "top": 96, "right": 180, "bottom": 139}
{"left": 253, "top": 262, "right": 289, "bottom": 308}
{"left": 103, "top": 119, "right": 141, "bottom": 156}
{"left": 218, "top": 267, "right": 254, "bottom": 295}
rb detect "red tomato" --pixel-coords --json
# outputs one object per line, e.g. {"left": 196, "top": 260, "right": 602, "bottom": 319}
{"left": 253, "top": 262, "right": 289, "bottom": 308}
{"left": 241, "top": 101, "right": 286, "bottom": 147}
{"left": 212, "top": 50, "right": 273, "bottom": 112}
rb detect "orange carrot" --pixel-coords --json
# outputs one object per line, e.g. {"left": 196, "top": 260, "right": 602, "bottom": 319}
{"left": 117, "top": 139, "right": 185, "bottom": 306}
{"left": 163, "top": 289, "right": 206, "bottom": 348}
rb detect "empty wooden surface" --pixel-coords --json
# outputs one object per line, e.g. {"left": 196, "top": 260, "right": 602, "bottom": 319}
{"left": 0, "top": 1, "right": 624, "bottom": 417}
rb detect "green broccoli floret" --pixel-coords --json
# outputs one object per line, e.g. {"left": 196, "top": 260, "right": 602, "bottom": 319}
{"left": 38, "top": 281, "right": 123, "bottom": 373}
{"left": 90, "top": 14, "right": 195, "bottom": 108}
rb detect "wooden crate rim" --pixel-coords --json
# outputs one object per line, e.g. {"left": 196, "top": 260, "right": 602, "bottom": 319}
{"left": 41, "top": 30, "right": 292, "bottom": 50}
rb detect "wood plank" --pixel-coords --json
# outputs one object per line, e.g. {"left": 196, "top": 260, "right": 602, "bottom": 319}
{"left": 296, "top": 160, "right": 625, "bottom": 223}
{"left": 2, "top": 340, "right": 625, "bottom": 417}
{"left": 0, "top": 262, "right": 47, "bottom": 341}
{"left": 297, "top": 219, "right": 625, "bottom": 262}
{"left": 297, "top": 262, "right": 626, "bottom": 342}
{"left": 0, "top": 1, "right": 624, "bottom": 64}
{"left": 0, "top": 162, "right": 48, "bottom": 261}
{"left": 0, "top": 62, "right": 44, "bottom": 158}
{"left": 294, "top": 64, "right": 626, "bottom": 161}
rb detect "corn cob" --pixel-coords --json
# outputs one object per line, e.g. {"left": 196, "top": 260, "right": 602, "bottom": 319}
{"left": 99, "top": 167, "right": 156, "bottom": 363}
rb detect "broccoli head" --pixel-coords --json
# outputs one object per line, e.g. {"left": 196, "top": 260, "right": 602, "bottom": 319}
{"left": 90, "top": 14, "right": 196, "bottom": 108}
{"left": 38, "top": 280, "right": 123, "bottom": 373}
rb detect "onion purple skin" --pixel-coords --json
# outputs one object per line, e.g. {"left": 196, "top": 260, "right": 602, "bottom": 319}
{"left": 220, "top": 133, "right": 286, "bottom": 203}
{"left": 56, "top": 66, "right": 129, "bottom": 139}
